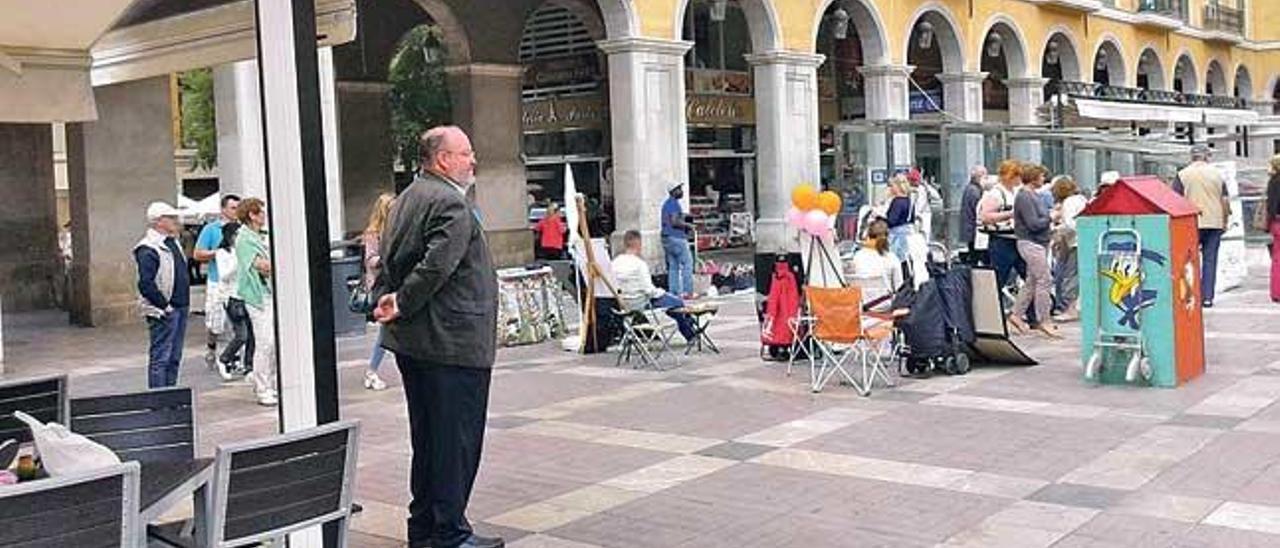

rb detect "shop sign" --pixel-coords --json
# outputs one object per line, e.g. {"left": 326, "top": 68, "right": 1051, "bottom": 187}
{"left": 522, "top": 95, "right": 609, "bottom": 131}
{"left": 909, "top": 88, "right": 944, "bottom": 114}
{"left": 686, "top": 94, "right": 755, "bottom": 125}
{"left": 686, "top": 69, "right": 753, "bottom": 95}
{"left": 523, "top": 53, "right": 602, "bottom": 89}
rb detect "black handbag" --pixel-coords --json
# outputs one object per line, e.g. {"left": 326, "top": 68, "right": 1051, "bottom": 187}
{"left": 225, "top": 298, "right": 249, "bottom": 321}
{"left": 348, "top": 280, "right": 374, "bottom": 315}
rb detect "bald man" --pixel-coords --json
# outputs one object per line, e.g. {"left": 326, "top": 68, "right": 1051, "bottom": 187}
{"left": 374, "top": 126, "right": 503, "bottom": 548}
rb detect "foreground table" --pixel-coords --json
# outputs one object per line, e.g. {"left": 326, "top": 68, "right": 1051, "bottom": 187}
{"left": 141, "top": 458, "right": 215, "bottom": 548}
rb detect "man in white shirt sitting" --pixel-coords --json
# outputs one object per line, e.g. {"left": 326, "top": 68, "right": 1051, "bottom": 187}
{"left": 612, "top": 230, "right": 696, "bottom": 342}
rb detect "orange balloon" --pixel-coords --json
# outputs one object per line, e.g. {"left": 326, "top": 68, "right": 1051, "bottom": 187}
{"left": 818, "top": 191, "right": 842, "bottom": 216}
{"left": 791, "top": 184, "right": 819, "bottom": 211}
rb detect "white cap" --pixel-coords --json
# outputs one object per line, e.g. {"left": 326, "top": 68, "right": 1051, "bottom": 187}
{"left": 146, "top": 201, "right": 180, "bottom": 221}
{"left": 667, "top": 180, "right": 683, "bottom": 192}
{"left": 1099, "top": 171, "right": 1120, "bottom": 186}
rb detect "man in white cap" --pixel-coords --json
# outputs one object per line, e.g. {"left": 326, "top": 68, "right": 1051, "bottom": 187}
{"left": 1173, "top": 144, "right": 1230, "bottom": 307}
{"left": 134, "top": 201, "right": 191, "bottom": 388}
{"left": 661, "top": 181, "right": 695, "bottom": 298}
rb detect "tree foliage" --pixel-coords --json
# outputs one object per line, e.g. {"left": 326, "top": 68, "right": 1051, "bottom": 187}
{"left": 389, "top": 25, "right": 453, "bottom": 174}
{"left": 179, "top": 68, "right": 217, "bottom": 171}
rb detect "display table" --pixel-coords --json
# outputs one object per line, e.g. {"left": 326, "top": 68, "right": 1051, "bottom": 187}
{"left": 497, "top": 266, "right": 570, "bottom": 347}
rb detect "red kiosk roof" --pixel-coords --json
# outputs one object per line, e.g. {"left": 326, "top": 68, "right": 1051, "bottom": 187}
{"left": 1079, "top": 176, "right": 1200, "bottom": 218}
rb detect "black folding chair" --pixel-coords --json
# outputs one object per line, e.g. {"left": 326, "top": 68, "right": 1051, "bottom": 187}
{"left": 0, "top": 461, "right": 142, "bottom": 548}
{"left": 70, "top": 386, "right": 196, "bottom": 463}
{"left": 206, "top": 420, "right": 362, "bottom": 547}
{"left": 0, "top": 374, "right": 68, "bottom": 445}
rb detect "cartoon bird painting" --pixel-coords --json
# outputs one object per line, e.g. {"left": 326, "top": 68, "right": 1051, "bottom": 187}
{"left": 1101, "top": 253, "right": 1158, "bottom": 330}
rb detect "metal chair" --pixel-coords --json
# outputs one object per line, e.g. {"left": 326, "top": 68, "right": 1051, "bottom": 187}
{"left": 0, "top": 374, "right": 68, "bottom": 444}
{"left": 205, "top": 420, "right": 361, "bottom": 548}
{"left": 612, "top": 293, "right": 679, "bottom": 370}
{"left": 0, "top": 461, "right": 142, "bottom": 548}
{"left": 70, "top": 386, "right": 196, "bottom": 463}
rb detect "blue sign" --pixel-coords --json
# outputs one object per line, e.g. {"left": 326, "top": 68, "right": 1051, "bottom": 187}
{"left": 909, "top": 89, "right": 945, "bottom": 114}
{"left": 869, "top": 166, "right": 914, "bottom": 185}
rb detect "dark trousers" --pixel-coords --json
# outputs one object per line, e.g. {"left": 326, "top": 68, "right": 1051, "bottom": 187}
{"left": 146, "top": 308, "right": 188, "bottom": 388}
{"left": 1199, "top": 228, "right": 1224, "bottom": 304}
{"left": 220, "top": 299, "right": 255, "bottom": 369}
{"left": 396, "top": 358, "right": 491, "bottom": 548}
{"left": 989, "top": 237, "right": 1026, "bottom": 294}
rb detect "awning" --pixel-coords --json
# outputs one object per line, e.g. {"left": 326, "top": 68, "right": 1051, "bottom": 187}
{"left": 1202, "top": 107, "right": 1260, "bottom": 126}
{"left": 1074, "top": 98, "right": 1203, "bottom": 123}
{"left": 0, "top": 0, "right": 135, "bottom": 122}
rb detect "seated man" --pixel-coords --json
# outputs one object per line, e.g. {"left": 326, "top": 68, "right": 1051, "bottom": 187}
{"left": 612, "top": 230, "right": 696, "bottom": 342}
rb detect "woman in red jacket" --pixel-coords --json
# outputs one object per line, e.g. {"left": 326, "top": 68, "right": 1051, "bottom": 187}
{"left": 536, "top": 203, "right": 567, "bottom": 259}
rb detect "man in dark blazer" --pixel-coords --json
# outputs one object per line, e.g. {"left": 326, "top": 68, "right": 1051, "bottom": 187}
{"left": 374, "top": 125, "right": 502, "bottom": 548}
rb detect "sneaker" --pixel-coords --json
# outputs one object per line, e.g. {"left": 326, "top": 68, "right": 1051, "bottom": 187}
{"left": 364, "top": 370, "right": 387, "bottom": 391}
{"left": 216, "top": 359, "right": 236, "bottom": 382}
{"left": 257, "top": 391, "right": 278, "bottom": 406}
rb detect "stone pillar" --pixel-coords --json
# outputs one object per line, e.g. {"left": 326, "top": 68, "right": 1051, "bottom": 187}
{"left": 66, "top": 76, "right": 178, "bottom": 326}
{"left": 217, "top": 52, "right": 345, "bottom": 242}
{"left": 937, "top": 72, "right": 986, "bottom": 203}
{"left": 599, "top": 38, "right": 692, "bottom": 264}
{"left": 214, "top": 60, "right": 267, "bottom": 201}
{"left": 1249, "top": 100, "right": 1276, "bottom": 159}
{"left": 1073, "top": 147, "right": 1099, "bottom": 192}
{"left": 747, "top": 51, "right": 824, "bottom": 256}
{"left": 444, "top": 63, "right": 530, "bottom": 267}
{"left": 335, "top": 81, "right": 394, "bottom": 237}
{"left": 860, "top": 64, "right": 913, "bottom": 206}
{"left": 1007, "top": 78, "right": 1047, "bottom": 163}
{"left": 0, "top": 124, "right": 59, "bottom": 312}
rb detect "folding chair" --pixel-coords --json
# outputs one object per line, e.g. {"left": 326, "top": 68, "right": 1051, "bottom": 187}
{"left": 0, "top": 462, "right": 142, "bottom": 548}
{"left": 612, "top": 292, "right": 679, "bottom": 370}
{"left": 805, "top": 285, "right": 897, "bottom": 395}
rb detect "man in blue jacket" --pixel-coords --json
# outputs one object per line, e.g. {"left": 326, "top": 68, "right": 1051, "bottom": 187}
{"left": 134, "top": 202, "right": 191, "bottom": 388}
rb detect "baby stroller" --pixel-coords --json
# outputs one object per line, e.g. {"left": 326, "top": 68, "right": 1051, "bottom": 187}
{"left": 892, "top": 244, "right": 976, "bottom": 377}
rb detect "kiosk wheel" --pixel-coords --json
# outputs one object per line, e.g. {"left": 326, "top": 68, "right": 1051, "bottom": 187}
{"left": 1085, "top": 351, "right": 1102, "bottom": 380}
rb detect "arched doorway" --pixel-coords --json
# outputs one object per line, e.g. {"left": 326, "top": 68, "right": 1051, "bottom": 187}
{"left": 977, "top": 21, "right": 1029, "bottom": 123}
{"left": 1234, "top": 64, "right": 1253, "bottom": 156}
{"left": 388, "top": 24, "right": 454, "bottom": 187}
{"left": 1041, "top": 31, "right": 1081, "bottom": 91}
{"left": 1205, "top": 59, "right": 1227, "bottom": 96}
{"left": 815, "top": 0, "right": 888, "bottom": 240}
{"left": 1092, "top": 38, "right": 1125, "bottom": 86}
{"left": 1173, "top": 53, "right": 1198, "bottom": 94}
{"left": 906, "top": 8, "right": 964, "bottom": 121}
{"left": 679, "top": 0, "right": 777, "bottom": 252}
{"left": 1136, "top": 48, "right": 1166, "bottom": 91}
{"left": 518, "top": 0, "right": 613, "bottom": 241}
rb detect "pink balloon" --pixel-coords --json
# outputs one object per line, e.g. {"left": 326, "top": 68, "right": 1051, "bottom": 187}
{"left": 804, "top": 210, "right": 830, "bottom": 236}
{"left": 786, "top": 207, "right": 805, "bottom": 228}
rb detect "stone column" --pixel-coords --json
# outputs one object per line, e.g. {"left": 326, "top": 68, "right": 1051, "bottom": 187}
{"left": 0, "top": 124, "right": 59, "bottom": 312}
{"left": 860, "top": 64, "right": 913, "bottom": 206}
{"left": 217, "top": 50, "right": 345, "bottom": 241}
{"left": 1249, "top": 100, "right": 1276, "bottom": 159}
{"left": 335, "top": 80, "right": 394, "bottom": 237}
{"left": 598, "top": 38, "right": 692, "bottom": 263}
{"left": 1007, "top": 78, "right": 1048, "bottom": 163}
{"left": 214, "top": 60, "right": 267, "bottom": 201}
{"left": 445, "top": 63, "right": 530, "bottom": 267}
{"left": 937, "top": 72, "right": 986, "bottom": 203}
{"left": 1110, "top": 151, "right": 1137, "bottom": 176}
{"left": 66, "top": 76, "right": 178, "bottom": 326}
{"left": 1073, "top": 147, "right": 1099, "bottom": 192}
{"left": 747, "top": 51, "right": 824, "bottom": 256}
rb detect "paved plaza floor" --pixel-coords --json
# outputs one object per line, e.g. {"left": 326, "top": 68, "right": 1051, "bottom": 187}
{"left": 4, "top": 274, "right": 1280, "bottom": 547}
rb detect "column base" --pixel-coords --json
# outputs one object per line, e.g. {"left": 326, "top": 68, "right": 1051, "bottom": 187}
{"left": 486, "top": 228, "right": 534, "bottom": 268}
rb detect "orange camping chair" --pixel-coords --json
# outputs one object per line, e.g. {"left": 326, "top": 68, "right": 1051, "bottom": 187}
{"left": 805, "top": 285, "right": 897, "bottom": 395}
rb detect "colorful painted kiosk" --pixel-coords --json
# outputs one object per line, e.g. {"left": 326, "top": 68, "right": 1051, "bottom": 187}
{"left": 1077, "top": 176, "right": 1205, "bottom": 387}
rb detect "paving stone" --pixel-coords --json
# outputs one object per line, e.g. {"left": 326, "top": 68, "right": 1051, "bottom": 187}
{"left": 488, "top": 415, "right": 541, "bottom": 430}
{"left": 1164, "top": 413, "right": 1246, "bottom": 429}
{"left": 694, "top": 441, "right": 777, "bottom": 461}
{"left": 1026, "top": 483, "right": 1131, "bottom": 510}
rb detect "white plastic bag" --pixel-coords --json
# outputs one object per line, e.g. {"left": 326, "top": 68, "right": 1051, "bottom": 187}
{"left": 12, "top": 410, "right": 120, "bottom": 476}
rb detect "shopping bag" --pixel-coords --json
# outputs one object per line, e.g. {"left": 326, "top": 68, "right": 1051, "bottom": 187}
{"left": 12, "top": 410, "right": 120, "bottom": 477}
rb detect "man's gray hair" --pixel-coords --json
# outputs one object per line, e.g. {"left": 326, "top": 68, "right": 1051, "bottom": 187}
{"left": 969, "top": 165, "right": 988, "bottom": 183}
{"left": 1190, "top": 144, "right": 1212, "bottom": 161}
{"left": 419, "top": 125, "right": 461, "bottom": 166}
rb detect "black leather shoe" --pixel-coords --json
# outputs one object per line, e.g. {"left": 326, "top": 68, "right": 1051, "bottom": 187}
{"left": 456, "top": 534, "right": 505, "bottom": 548}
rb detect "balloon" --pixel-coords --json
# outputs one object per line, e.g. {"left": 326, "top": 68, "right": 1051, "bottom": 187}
{"left": 817, "top": 191, "right": 842, "bottom": 216}
{"left": 804, "top": 210, "right": 830, "bottom": 236}
{"left": 791, "top": 184, "right": 819, "bottom": 211}
{"left": 785, "top": 206, "right": 805, "bottom": 228}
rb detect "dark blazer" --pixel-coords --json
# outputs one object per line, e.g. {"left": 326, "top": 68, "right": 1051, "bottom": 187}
{"left": 378, "top": 171, "right": 498, "bottom": 368}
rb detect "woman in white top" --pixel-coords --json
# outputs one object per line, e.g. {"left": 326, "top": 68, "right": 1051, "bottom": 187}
{"left": 1050, "top": 175, "right": 1087, "bottom": 321}
{"left": 846, "top": 219, "right": 904, "bottom": 310}
{"left": 215, "top": 222, "right": 253, "bottom": 380}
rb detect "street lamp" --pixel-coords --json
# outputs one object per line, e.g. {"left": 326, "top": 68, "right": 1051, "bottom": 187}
{"left": 829, "top": 7, "right": 850, "bottom": 41}
{"left": 916, "top": 20, "right": 934, "bottom": 50}
{"left": 709, "top": 0, "right": 727, "bottom": 22}
{"left": 1046, "top": 40, "right": 1060, "bottom": 66}
{"left": 985, "top": 33, "right": 1003, "bottom": 58}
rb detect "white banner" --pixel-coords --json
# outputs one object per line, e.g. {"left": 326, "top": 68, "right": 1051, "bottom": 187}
{"left": 1211, "top": 161, "right": 1248, "bottom": 293}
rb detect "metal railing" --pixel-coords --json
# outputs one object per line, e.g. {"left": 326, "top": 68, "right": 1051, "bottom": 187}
{"left": 1048, "top": 81, "right": 1247, "bottom": 109}
{"left": 1136, "top": 0, "right": 1183, "bottom": 17}
{"left": 1203, "top": 3, "right": 1244, "bottom": 35}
